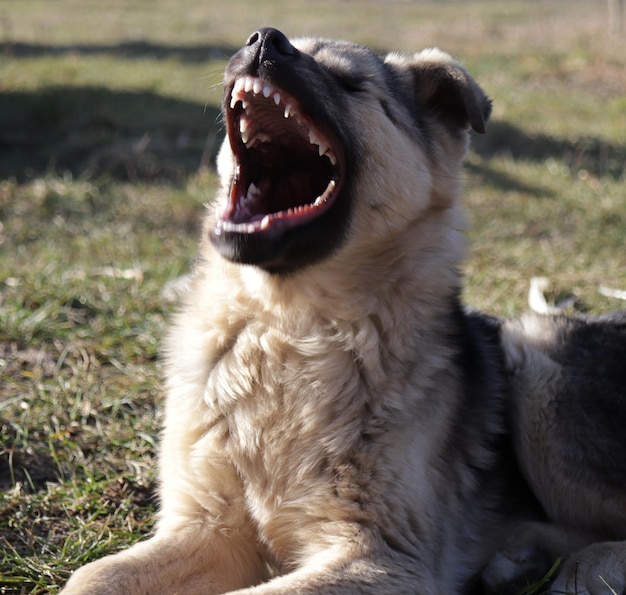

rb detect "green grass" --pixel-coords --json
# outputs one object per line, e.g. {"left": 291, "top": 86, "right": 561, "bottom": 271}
{"left": 1, "top": 0, "right": 625, "bottom": 592}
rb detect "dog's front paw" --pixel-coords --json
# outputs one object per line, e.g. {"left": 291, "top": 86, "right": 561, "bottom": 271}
{"left": 481, "top": 542, "right": 553, "bottom": 595}
{"left": 61, "top": 556, "right": 142, "bottom": 595}
{"left": 549, "top": 541, "right": 626, "bottom": 595}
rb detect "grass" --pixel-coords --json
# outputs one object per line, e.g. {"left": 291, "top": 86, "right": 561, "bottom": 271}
{"left": 0, "top": 0, "right": 625, "bottom": 592}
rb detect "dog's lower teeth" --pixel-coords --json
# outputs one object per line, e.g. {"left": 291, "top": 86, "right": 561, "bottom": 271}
{"left": 246, "top": 182, "right": 260, "bottom": 199}
{"left": 250, "top": 133, "right": 271, "bottom": 146}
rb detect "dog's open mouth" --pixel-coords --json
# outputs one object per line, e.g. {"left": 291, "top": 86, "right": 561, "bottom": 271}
{"left": 216, "top": 75, "right": 344, "bottom": 235}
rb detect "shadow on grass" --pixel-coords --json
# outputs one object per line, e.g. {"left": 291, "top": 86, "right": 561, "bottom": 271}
{"left": 1, "top": 82, "right": 624, "bottom": 187}
{"left": 0, "top": 40, "right": 235, "bottom": 62}
{"left": 0, "top": 86, "right": 223, "bottom": 182}
{"left": 474, "top": 120, "right": 626, "bottom": 181}
{"left": 465, "top": 160, "right": 553, "bottom": 198}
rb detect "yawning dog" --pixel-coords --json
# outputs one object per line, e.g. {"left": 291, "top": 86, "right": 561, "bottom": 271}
{"left": 62, "top": 28, "right": 626, "bottom": 594}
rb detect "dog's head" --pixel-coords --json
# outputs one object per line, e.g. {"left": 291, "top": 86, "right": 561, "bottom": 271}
{"left": 210, "top": 28, "right": 491, "bottom": 274}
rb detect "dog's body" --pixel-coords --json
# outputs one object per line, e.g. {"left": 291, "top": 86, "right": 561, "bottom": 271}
{"left": 63, "top": 29, "right": 626, "bottom": 595}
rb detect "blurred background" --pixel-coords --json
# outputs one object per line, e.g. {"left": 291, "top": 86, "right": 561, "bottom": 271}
{"left": 0, "top": 1, "right": 624, "bottom": 592}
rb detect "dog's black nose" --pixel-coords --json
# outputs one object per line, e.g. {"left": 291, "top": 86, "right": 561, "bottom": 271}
{"left": 246, "top": 27, "right": 296, "bottom": 61}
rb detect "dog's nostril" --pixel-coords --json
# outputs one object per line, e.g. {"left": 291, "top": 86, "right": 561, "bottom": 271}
{"left": 246, "top": 31, "right": 260, "bottom": 46}
{"left": 268, "top": 30, "right": 295, "bottom": 56}
{"left": 249, "top": 27, "right": 296, "bottom": 58}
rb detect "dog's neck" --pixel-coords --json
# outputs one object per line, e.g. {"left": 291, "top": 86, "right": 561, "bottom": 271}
{"left": 231, "top": 205, "right": 465, "bottom": 317}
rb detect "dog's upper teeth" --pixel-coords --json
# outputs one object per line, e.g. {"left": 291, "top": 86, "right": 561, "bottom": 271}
{"left": 241, "top": 126, "right": 251, "bottom": 144}
{"left": 273, "top": 92, "right": 281, "bottom": 105}
{"left": 322, "top": 147, "right": 337, "bottom": 165}
{"left": 233, "top": 78, "right": 245, "bottom": 94}
{"left": 308, "top": 130, "right": 320, "bottom": 145}
{"left": 284, "top": 104, "right": 293, "bottom": 118}
{"left": 308, "top": 130, "right": 337, "bottom": 165}
{"left": 260, "top": 215, "right": 271, "bottom": 230}
{"left": 244, "top": 78, "right": 254, "bottom": 93}
{"left": 262, "top": 84, "right": 272, "bottom": 98}
{"left": 253, "top": 79, "right": 263, "bottom": 95}
{"left": 317, "top": 142, "right": 330, "bottom": 157}
{"left": 239, "top": 116, "right": 251, "bottom": 134}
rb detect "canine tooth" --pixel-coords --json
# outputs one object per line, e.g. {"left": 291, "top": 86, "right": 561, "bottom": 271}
{"left": 244, "top": 77, "right": 254, "bottom": 93}
{"left": 318, "top": 142, "right": 330, "bottom": 157}
{"left": 260, "top": 215, "right": 271, "bottom": 229}
{"left": 320, "top": 145, "right": 337, "bottom": 165}
{"left": 239, "top": 117, "right": 251, "bottom": 134}
{"left": 253, "top": 79, "right": 263, "bottom": 95}
{"left": 284, "top": 104, "right": 293, "bottom": 118}
{"left": 273, "top": 92, "right": 281, "bottom": 105}
{"left": 250, "top": 132, "right": 271, "bottom": 146}
{"left": 230, "top": 95, "right": 239, "bottom": 109}
{"left": 247, "top": 182, "right": 260, "bottom": 198}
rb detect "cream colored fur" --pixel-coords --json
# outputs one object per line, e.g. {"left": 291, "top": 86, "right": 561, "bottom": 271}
{"left": 62, "top": 39, "right": 484, "bottom": 595}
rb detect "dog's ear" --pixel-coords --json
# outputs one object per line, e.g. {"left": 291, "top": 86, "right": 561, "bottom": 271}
{"left": 385, "top": 48, "right": 492, "bottom": 134}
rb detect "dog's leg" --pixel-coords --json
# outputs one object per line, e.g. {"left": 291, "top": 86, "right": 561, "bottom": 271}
{"left": 231, "top": 559, "right": 432, "bottom": 594}
{"left": 481, "top": 520, "right": 600, "bottom": 595}
{"left": 61, "top": 517, "right": 268, "bottom": 595}
{"left": 549, "top": 541, "right": 626, "bottom": 595}
{"left": 62, "top": 448, "right": 269, "bottom": 595}
{"left": 225, "top": 535, "right": 436, "bottom": 595}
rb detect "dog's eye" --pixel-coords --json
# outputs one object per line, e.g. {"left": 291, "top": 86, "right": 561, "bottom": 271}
{"left": 334, "top": 74, "right": 367, "bottom": 94}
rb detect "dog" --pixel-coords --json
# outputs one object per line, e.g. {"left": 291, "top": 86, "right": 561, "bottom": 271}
{"left": 62, "top": 28, "right": 626, "bottom": 594}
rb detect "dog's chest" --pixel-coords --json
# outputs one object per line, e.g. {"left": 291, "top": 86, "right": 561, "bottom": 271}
{"left": 203, "top": 320, "right": 382, "bottom": 550}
